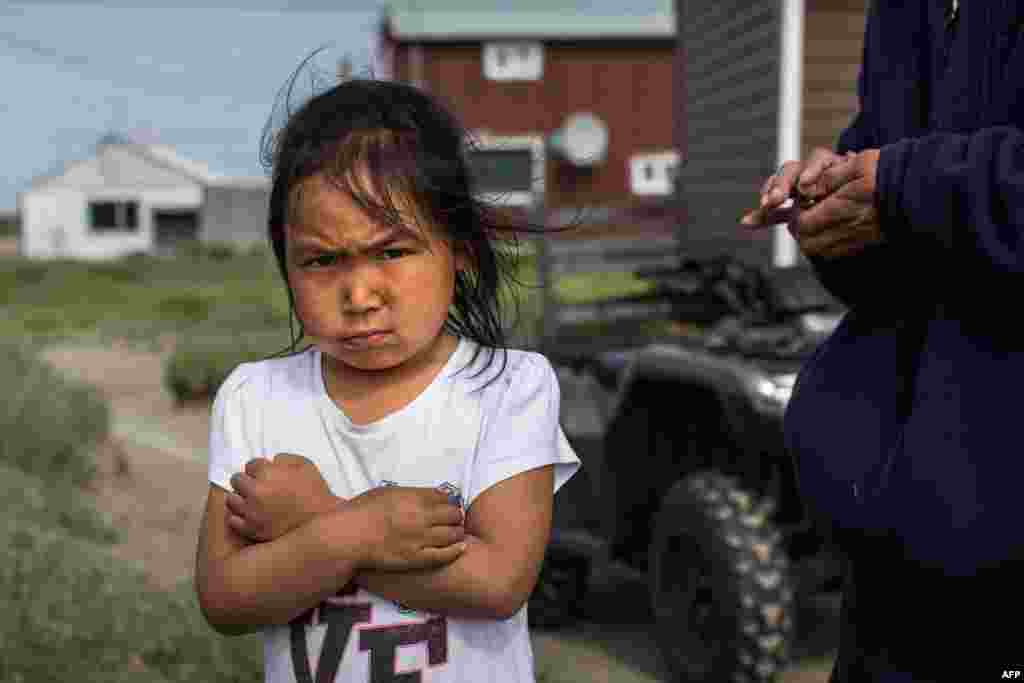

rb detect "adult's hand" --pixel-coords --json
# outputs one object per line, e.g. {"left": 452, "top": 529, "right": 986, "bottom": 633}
{"left": 741, "top": 148, "right": 884, "bottom": 260}
{"left": 741, "top": 147, "right": 850, "bottom": 227}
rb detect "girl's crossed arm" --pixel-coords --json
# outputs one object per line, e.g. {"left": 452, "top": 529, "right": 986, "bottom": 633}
{"left": 195, "top": 457, "right": 466, "bottom": 636}
{"left": 354, "top": 464, "right": 554, "bottom": 620}
{"left": 209, "top": 453, "right": 552, "bottom": 622}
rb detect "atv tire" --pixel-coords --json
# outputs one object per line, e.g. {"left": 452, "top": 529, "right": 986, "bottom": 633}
{"left": 527, "top": 549, "right": 589, "bottom": 630}
{"left": 649, "top": 472, "right": 794, "bottom": 683}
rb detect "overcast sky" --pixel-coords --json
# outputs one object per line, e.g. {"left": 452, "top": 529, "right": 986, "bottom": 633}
{"left": 1, "top": 1, "right": 383, "bottom": 211}
{"left": 1, "top": 0, "right": 671, "bottom": 211}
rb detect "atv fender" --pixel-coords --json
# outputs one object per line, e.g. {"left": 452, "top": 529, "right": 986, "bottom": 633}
{"left": 603, "top": 343, "right": 777, "bottom": 429}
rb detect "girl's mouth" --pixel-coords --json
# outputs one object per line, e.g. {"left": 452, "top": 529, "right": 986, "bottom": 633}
{"left": 341, "top": 331, "right": 391, "bottom": 348}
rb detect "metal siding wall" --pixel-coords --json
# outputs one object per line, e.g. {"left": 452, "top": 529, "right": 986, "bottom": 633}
{"left": 677, "top": 0, "right": 780, "bottom": 267}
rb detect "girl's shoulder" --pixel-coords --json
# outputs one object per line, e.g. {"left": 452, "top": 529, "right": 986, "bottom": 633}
{"left": 454, "top": 342, "right": 558, "bottom": 399}
{"left": 214, "top": 346, "right": 318, "bottom": 403}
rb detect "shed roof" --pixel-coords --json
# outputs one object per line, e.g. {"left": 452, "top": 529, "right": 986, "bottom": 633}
{"left": 27, "top": 136, "right": 262, "bottom": 192}
{"left": 383, "top": 0, "right": 674, "bottom": 40}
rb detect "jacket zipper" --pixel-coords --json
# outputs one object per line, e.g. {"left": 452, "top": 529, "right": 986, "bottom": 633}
{"left": 945, "top": 0, "right": 959, "bottom": 32}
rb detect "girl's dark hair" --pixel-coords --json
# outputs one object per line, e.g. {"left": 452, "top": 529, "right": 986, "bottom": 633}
{"left": 259, "top": 54, "right": 572, "bottom": 391}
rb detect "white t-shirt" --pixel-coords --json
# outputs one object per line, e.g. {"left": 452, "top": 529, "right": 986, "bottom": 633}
{"left": 207, "top": 336, "right": 580, "bottom": 683}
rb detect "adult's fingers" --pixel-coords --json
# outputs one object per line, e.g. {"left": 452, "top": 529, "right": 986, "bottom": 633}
{"left": 789, "top": 193, "right": 852, "bottom": 239}
{"left": 761, "top": 160, "right": 803, "bottom": 208}
{"left": 796, "top": 148, "right": 846, "bottom": 197}
{"left": 742, "top": 203, "right": 798, "bottom": 228}
{"left": 795, "top": 226, "right": 846, "bottom": 258}
{"left": 802, "top": 222, "right": 877, "bottom": 260}
{"left": 761, "top": 159, "right": 797, "bottom": 195}
{"left": 814, "top": 153, "right": 863, "bottom": 199}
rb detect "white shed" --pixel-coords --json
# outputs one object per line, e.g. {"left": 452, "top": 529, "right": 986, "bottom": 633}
{"left": 18, "top": 136, "right": 268, "bottom": 260}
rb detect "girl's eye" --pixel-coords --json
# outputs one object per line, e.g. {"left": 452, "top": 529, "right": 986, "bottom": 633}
{"left": 305, "top": 254, "right": 337, "bottom": 268}
{"left": 377, "top": 248, "right": 410, "bottom": 261}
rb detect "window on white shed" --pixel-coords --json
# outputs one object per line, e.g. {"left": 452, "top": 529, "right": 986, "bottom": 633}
{"left": 483, "top": 42, "right": 543, "bottom": 81}
{"left": 630, "top": 152, "right": 681, "bottom": 196}
{"left": 89, "top": 200, "right": 139, "bottom": 232}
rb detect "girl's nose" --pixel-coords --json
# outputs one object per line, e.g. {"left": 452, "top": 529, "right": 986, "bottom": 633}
{"left": 341, "top": 271, "right": 384, "bottom": 313}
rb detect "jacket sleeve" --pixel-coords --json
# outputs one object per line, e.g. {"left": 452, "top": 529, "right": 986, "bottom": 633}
{"left": 876, "top": 126, "right": 1024, "bottom": 278}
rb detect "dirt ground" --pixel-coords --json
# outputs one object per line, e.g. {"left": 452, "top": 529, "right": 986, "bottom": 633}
{"left": 0, "top": 236, "right": 18, "bottom": 257}
{"left": 40, "top": 340, "right": 832, "bottom": 683}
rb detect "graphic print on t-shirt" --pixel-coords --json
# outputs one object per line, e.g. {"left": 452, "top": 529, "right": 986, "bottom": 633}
{"left": 286, "top": 479, "right": 464, "bottom": 682}
{"left": 289, "top": 582, "right": 449, "bottom": 683}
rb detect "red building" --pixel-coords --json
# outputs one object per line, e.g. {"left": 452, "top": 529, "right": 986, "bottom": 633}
{"left": 379, "top": 1, "right": 678, "bottom": 222}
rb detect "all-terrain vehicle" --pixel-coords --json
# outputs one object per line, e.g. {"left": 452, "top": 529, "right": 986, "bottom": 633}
{"left": 527, "top": 257, "right": 846, "bottom": 683}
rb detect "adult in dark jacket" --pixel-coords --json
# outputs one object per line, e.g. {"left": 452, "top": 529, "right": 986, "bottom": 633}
{"left": 743, "top": 1, "right": 1024, "bottom": 681}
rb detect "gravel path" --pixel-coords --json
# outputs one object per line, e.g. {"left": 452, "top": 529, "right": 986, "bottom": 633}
{"left": 41, "top": 340, "right": 832, "bottom": 683}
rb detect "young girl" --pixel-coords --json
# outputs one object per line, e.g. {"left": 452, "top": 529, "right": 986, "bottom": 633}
{"left": 194, "top": 75, "right": 579, "bottom": 682}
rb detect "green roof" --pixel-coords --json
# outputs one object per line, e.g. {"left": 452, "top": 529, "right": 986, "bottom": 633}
{"left": 383, "top": 0, "right": 675, "bottom": 40}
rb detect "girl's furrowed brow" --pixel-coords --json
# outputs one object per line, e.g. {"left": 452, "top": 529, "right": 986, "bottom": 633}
{"left": 290, "top": 229, "right": 417, "bottom": 256}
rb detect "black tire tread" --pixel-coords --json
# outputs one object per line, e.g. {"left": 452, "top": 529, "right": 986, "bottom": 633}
{"left": 650, "top": 471, "right": 795, "bottom": 683}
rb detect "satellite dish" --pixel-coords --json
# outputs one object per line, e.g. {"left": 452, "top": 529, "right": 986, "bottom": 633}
{"left": 549, "top": 112, "right": 608, "bottom": 167}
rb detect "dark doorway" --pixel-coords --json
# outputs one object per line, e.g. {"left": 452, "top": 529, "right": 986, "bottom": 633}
{"left": 153, "top": 209, "right": 199, "bottom": 251}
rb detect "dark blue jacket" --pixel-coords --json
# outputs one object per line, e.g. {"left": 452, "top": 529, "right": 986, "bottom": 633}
{"left": 784, "top": 1, "right": 1024, "bottom": 680}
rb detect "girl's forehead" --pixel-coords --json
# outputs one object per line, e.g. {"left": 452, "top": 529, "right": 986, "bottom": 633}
{"left": 286, "top": 175, "right": 431, "bottom": 245}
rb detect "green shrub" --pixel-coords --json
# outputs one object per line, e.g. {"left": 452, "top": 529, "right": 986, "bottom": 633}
{"left": 205, "top": 243, "right": 236, "bottom": 262}
{"left": 12, "top": 262, "right": 48, "bottom": 286}
{"left": 0, "top": 214, "right": 19, "bottom": 237}
{"left": 175, "top": 241, "right": 236, "bottom": 263}
{"left": 0, "top": 463, "right": 118, "bottom": 544}
{"left": 86, "top": 253, "right": 155, "bottom": 283}
{"left": 0, "top": 518, "right": 263, "bottom": 683}
{"left": 164, "top": 331, "right": 297, "bottom": 403}
{"left": 156, "top": 293, "right": 212, "bottom": 322}
{"left": 0, "top": 344, "right": 109, "bottom": 486}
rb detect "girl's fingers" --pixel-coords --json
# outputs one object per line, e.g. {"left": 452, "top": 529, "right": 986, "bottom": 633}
{"left": 428, "top": 503, "right": 465, "bottom": 527}
{"left": 418, "top": 542, "right": 467, "bottom": 568}
{"left": 225, "top": 492, "right": 245, "bottom": 515}
{"left": 229, "top": 471, "right": 256, "bottom": 498}
{"left": 427, "top": 525, "right": 466, "bottom": 549}
{"left": 227, "top": 514, "right": 246, "bottom": 534}
{"left": 244, "top": 457, "right": 271, "bottom": 479}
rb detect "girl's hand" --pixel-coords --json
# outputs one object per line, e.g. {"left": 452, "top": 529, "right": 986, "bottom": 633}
{"left": 226, "top": 453, "right": 339, "bottom": 543}
{"left": 345, "top": 486, "right": 466, "bottom": 571}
